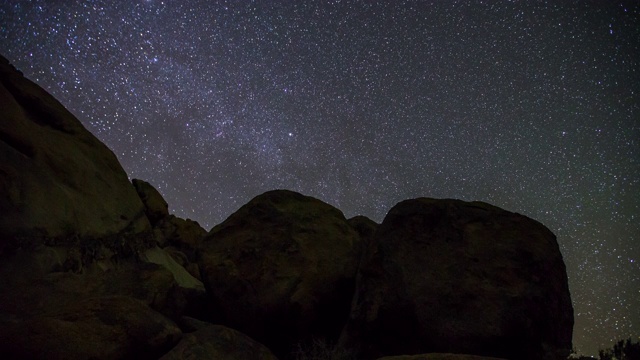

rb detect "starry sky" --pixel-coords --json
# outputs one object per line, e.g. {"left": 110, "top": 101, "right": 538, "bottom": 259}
{"left": 1, "top": 0, "right": 638, "bottom": 355}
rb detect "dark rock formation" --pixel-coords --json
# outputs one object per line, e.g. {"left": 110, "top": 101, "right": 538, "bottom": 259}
{"left": 0, "top": 54, "right": 575, "bottom": 359}
{"left": 0, "top": 55, "right": 149, "bottom": 252}
{"left": 131, "top": 178, "right": 206, "bottom": 258}
{"left": 198, "top": 190, "right": 361, "bottom": 358}
{"left": 0, "top": 296, "right": 181, "bottom": 360}
{"left": 164, "top": 246, "right": 203, "bottom": 281}
{"left": 131, "top": 178, "right": 206, "bottom": 292}
{"left": 339, "top": 198, "right": 574, "bottom": 360}
{"left": 0, "top": 246, "right": 191, "bottom": 319}
{"left": 133, "top": 178, "right": 170, "bottom": 225}
{"left": 177, "top": 316, "right": 215, "bottom": 332}
{"left": 129, "top": 179, "right": 210, "bottom": 331}
{"left": 154, "top": 215, "right": 207, "bottom": 251}
{"left": 159, "top": 325, "right": 279, "bottom": 360}
{"left": 141, "top": 246, "right": 205, "bottom": 292}
{"left": 347, "top": 215, "right": 378, "bottom": 241}
{"left": 0, "top": 55, "right": 202, "bottom": 359}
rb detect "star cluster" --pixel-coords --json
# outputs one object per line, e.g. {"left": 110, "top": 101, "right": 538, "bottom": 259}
{"left": 1, "top": 0, "right": 638, "bottom": 355}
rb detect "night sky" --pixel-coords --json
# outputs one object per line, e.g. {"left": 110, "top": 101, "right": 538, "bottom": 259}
{"left": 1, "top": 0, "right": 638, "bottom": 355}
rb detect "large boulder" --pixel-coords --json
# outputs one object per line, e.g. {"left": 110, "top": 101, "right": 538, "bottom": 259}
{"left": 0, "top": 55, "right": 150, "bottom": 250}
{"left": 159, "top": 324, "right": 279, "bottom": 360}
{"left": 133, "top": 179, "right": 169, "bottom": 225}
{"left": 198, "top": 190, "right": 361, "bottom": 358}
{"left": 339, "top": 198, "right": 574, "bottom": 360}
{"left": 0, "top": 296, "right": 181, "bottom": 360}
{"left": 376, "top": 355, "right": 507, "bottom": 360}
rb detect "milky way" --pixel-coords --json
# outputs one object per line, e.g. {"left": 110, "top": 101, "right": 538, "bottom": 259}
{"left": 1, "top": 1, "right": 638, "bottom": 355}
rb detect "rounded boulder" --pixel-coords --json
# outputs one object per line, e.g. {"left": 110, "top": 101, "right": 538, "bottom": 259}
{"left": 199, "top": 190, "right": 361, "bottom": 358}
{"left": 339, "top": 198, "right": 574, "bottom": 360}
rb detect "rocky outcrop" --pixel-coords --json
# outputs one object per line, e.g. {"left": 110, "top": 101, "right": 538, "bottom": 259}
{"left": 0, "top": 54, "right": 575, "bottom": 359}
{"left": 132, "top": 178, "right": 206, "bottom": 260}
{"left": 0, "top": 223, "right": 200, "bottom": 358}
{"left": 198, "top": 190, "right": 361, "bottom": 358}
{"left": 0, "top": 55, "right": 149, "bottom": 251}
{"left": 159, "top": 324, "right": 279, "bottom": 360}
{"left": 133, "top": 179, "right": 170, "bottom": 225}
{"left": 347, "top": 215, "right": 378, "bottom": 241}
{"left": 339, "top": 198, "right": 574, "bottom": 360}
{"left": 0, "top": 296, "right": 181, "bottom": 360}
{"left": 0, "top": 55, "right": 204, "bottom": 359}
{"left": 0, "top": 247, "right": 189, "bottom": 319}
{"left": 154, "top": 215, "right": 207, "bottom": 251}
{"left": 142, "top": 246, "right": 204, "bottom": 291}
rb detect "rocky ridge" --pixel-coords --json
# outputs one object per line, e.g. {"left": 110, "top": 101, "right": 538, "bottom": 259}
{"left": 0, "top": 55, "right": 574, "bottom": 359}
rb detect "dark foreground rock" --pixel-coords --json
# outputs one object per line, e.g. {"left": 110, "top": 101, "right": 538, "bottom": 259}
{"left": 339, "top": 198, "right": 574, "bottom": 360}
{"left": 0, "top": 296, "right": 181, "bottom": 360}
{"left": 0, "top": 55, "right": 149, "bottom": 252}
{"left": 132, "top": 178, "right": 207, "bottom": 251}
{"left": 132, "top": 179, "right": 207, "bottom": 277}
{"left": 159, "top": 324, "right": 279, "bottom": 360}
{"left": 0, "top": 54, "right": 574, "bottom": 359}
{"left": 347, "top": 215, "right": 378, "bottom": 241}
{"left": 199, "top": 190, "right": 361, "bottom": 358}
{"left": 0, "top": 55, "right": 203, "bottom": 359}
{"left": 133, "top": 178, "right": 170, "bottom": 225}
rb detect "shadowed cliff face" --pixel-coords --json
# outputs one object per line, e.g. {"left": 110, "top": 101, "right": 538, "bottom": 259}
{"left": 0, "top": 54, "right": 150, "bottom": 249}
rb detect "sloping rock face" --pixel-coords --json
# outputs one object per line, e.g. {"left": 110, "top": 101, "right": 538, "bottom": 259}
{"left": 133, "top": 178, "right": 170, "bottom": 225}
{"left": 0, "top": 55, "right": 149, "bottom": 249}
{"left": 0, "top": 55, "right": 200, "bottom": 359}
{"left": 160, "top": 324, "right": 279, "bottom": 360}
{"left": 199, "top": 190, "right": 361, "bottom": 358}
{"left": 0, "top": 296, "right": 181, "bottom": 360}
{"left": 339, "top": 198, "right": 574, "bottom": 360}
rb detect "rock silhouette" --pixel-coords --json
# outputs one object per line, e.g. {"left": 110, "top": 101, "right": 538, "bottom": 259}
{"left": 0, "top": 54, "right": 574, "bottom": 359}
{"left": 376, "top": 355, "right": 508, "bottom": 360}
{"left": 0, "top": 55, "right": 149, "bottom": 252}
{"left": 198, "top": 190, "right": 361, "bottom": 358}
{"left": 0, "top": 296, "right": 181, "bottom": 360}
{"left": 133, "top": 179, "right": 170, "bottom": 225}
{"left": 159, "top": 324, "right": 279, "bottom": 360}
{"left": 0, "top": 54, "right": 212, "bottom": 358}
{"left": 339, "top": 198, "right": 574, "bottom": 360}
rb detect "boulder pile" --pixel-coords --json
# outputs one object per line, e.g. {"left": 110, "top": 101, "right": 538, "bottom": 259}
{"left": 0, "top": 54, "right": 573, "bottom": 360}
